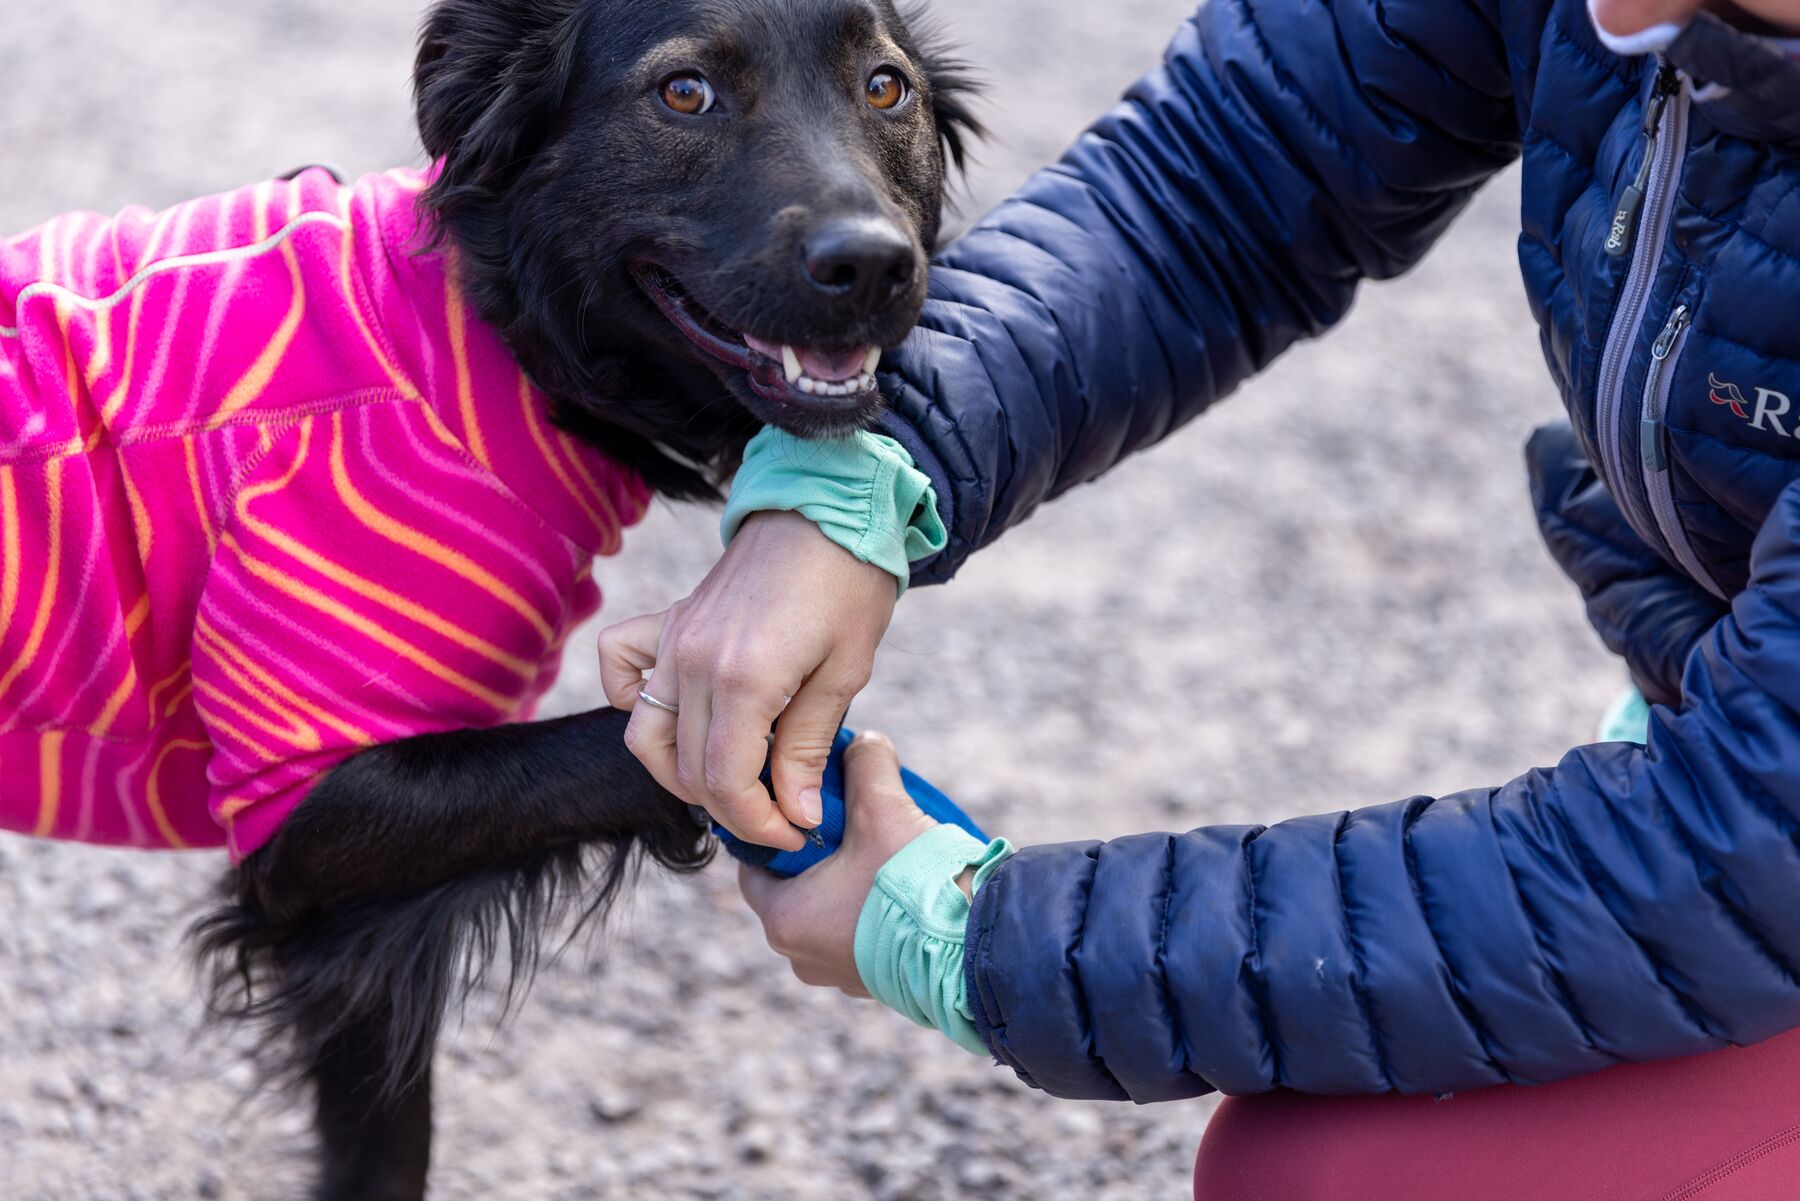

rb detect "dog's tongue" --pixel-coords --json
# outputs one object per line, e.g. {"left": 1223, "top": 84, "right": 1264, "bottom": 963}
{"left": 795, "top": 346, "right": 869, "bottom": 382}
{"left": 743, "top": 335, "right": 870, "bottom": 382}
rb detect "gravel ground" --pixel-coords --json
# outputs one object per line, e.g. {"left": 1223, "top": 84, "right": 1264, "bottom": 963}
{"left": 0, "top": 3, "right": 1623, "bottom": 1198}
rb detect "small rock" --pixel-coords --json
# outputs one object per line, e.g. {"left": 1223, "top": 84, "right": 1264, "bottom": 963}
{"left": 734, "top": 1118, "right": 779, "bottom": 1164}
{"left": 587, "top": 1085, "right": 644, "bottom": 1125}
{"left": 30, "top": 1071, "right": 73, "bottom": 1104}
{"left": 956, "top": 1158, "right": 1018, "bottom": 1191}
{"left": 1054, "top": 1106, "right": 1104, "bottom": 1139}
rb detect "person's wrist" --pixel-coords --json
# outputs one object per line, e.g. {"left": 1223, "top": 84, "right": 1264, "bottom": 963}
{"left": 735, "top": 511, "right": 895, "bottom": 596}
{"left": 853, "top": 826, "right": 1014, "bottom": 1056}
{"left": 722, "top": 427, "right": 945, "bottom": 596}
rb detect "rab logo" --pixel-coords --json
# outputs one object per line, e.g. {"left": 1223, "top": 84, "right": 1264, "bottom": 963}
{"left": 1605, "top": 211, "right": 1631, "bottom": 255}
{"left": 1709, "top": 374, "right": 1751, "bottom": 420}
{"left": 1708, "top": 373, "right": 1797, "bottom": 438}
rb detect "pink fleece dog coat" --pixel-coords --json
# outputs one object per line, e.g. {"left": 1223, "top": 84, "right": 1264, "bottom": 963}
{"left": 0, "top": 167, "right": 648, "bottom": 860}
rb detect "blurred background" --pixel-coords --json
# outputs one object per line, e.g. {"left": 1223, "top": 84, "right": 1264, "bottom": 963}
{"left": 0, "top": 2, "right": 1621, "bottom": 1198}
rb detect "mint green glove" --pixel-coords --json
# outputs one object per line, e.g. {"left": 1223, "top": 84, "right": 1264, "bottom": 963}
{"left": 853, "top": 824, "right": 1015, "bottom": 1055}
{"left": 722, "top": 427, "right": 946, "bottom": 594}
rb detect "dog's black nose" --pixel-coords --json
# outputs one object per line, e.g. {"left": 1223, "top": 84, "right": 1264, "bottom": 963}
{"left": 803, "top": 218, "right": 916, "bottom": 315}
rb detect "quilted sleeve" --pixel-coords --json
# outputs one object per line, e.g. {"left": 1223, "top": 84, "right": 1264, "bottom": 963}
{"left": 881, "top": 0, "right": 1525, "bottom": 584}
{"left": 964, "top": 479, "right": 1800, "bottom": 1101}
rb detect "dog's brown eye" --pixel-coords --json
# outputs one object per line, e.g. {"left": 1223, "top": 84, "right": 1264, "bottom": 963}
{"left": 866, "top": 70, "right": 907, "bottom": 111}
{"left": 661, "top": 73, "right": 716, "bottom": 116}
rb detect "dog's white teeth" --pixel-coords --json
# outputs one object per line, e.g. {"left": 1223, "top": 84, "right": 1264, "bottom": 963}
{"left": 789, "top": 367, "right": 875, "bottom": 398}
{"left": 863, "top": 347, "right": 881, "bottom": 375}
{"left": 782, "top": 345, "right": 803, "bottom": 385}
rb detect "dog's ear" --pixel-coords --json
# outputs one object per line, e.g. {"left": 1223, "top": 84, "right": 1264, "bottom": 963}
{"left": 414, "top": 0, "right": 585, "bottom": 241}
{"left": 903, "top": 6, "right": 985, "bottom": 174}
{"left": 923, "top": 55, "right": 983, "bottom": 174}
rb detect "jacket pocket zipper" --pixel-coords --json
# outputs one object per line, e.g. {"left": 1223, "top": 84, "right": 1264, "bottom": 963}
{"left": 1638, "top": 304, "right": 1727, "bottom": 599}
{"left": 1605, "top": 65, "right": 1682, "bottom": 260}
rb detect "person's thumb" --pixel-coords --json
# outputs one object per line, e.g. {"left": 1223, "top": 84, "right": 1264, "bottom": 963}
{"left": 839, "top": 730, "right": 930, "bottom": 844}
{"left": 597, "top": 611, "right": 667, "bottom": 710}
{"left": 769, "top": 679, "right": 849, "bottom": 828}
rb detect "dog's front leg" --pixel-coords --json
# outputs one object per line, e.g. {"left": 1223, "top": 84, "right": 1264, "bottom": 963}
{"left": 254, "top": 706, "right": 705, "bottom": 916}
{"left": 196, "top": 706, "right": 710, "bottom": 1201}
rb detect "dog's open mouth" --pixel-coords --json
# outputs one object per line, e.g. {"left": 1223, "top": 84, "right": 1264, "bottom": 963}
{"left": 631, "top": 262, "right": 880, "bottom": 415}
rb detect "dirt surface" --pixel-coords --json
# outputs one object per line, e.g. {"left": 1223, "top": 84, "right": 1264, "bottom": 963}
{"left": 0, "top": 3, "right": 1622, "bottom": 1198}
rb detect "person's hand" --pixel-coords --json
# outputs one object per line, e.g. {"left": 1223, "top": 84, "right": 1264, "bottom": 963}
{"left": 598, "top": 511, "right": 898, "bottom": 851}
{"left": 738, "top": 731, "right": 938, "bottom": 995}
{"left": 1589, "top": 0, "right": 1703, "bottom": 35}
{"left": 1591, "top": 0, "right": 1800, "bottom": 39}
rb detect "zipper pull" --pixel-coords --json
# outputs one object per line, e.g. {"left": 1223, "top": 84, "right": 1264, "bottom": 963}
{"left": 1640, "top": 416, "right": 1668, "bottom": 470}
{"left": 1606, "top": 64, "right": 1681, "bottom": 259}
{"left": 1652, "top": 303, "right": 1690, "bottom": 360}
{"left": 1642, "top": 303, "right": 1691, "bottom": 472}
{"left": 1607, "top": 178, "right": 1648, "bottom": 258}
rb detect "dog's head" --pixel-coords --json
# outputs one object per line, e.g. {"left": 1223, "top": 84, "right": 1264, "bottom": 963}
{"left": 414, "top": 0, "right": 979, "bottom": 498}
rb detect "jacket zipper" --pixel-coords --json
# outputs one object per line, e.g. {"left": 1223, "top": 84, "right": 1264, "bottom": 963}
{"left": 1602, "top": 64, "right": 1681, "bottom": 261}
{"left": 1637, "top": 304, "right": 1726, "bottom": 598}
{"left": 1595, "top": 62, "right": 1689, "bottom": 557}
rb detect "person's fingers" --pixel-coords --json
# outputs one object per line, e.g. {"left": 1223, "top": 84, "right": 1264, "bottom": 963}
{"left": 739, "top": 857, "right": 870, "bottom": 998}
{"left": 707, "top": 687, "right": 812, "bottom": 843}
{"left": 709, "top": 767, "right": 806, "bottom": 852}
{"left": 671, "top": 681, "right": 763, "bottom": 842}
{"left": 672, "top": 660, "right": 804, "bottom": 851}
{"left": 770, "top": 665, "right": 865, "bottom": 829}
{"left": 674, "top": 667, "right": 714, "bottom": 805}
{"left": 1589, "top": 0, "right": 1702, "bottom": 36}
{"left": 597, "top": 612, "right": 667, "bottom": 710}
{"left": 738, "top": 860, "right": 784, "bottom": 923}
{"left": 622, "top": 669, "right": 685, "bottom": 799}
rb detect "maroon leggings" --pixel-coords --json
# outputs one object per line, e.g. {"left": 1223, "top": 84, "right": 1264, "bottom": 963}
{"left": 1195, "top": 1028, "right": 1800, "bottom": 1200}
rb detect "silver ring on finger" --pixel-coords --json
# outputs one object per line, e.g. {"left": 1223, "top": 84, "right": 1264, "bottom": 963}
{"left": 637, "top": 689, "right": 680, "bottom": 716}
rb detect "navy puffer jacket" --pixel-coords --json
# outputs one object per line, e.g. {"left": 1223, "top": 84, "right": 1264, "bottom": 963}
{"left": 873, "top": 2, "right": 1800, "bottom": 1098}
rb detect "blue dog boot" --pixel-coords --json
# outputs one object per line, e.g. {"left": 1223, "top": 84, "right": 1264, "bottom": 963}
{"left": 713, "top": 727, "right": 986, "bottom": 877}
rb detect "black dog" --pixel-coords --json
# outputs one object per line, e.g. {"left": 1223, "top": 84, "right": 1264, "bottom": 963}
{"left": 416, "top": 0, "right": 978, "bottom": 497}
{"left": 185, "top": 2, "right": 977, "bottom": 1197}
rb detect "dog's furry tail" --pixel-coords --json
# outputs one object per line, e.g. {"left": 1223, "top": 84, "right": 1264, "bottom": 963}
{"left": 192, "top": 827, "right": 710, "bottom": 1104}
